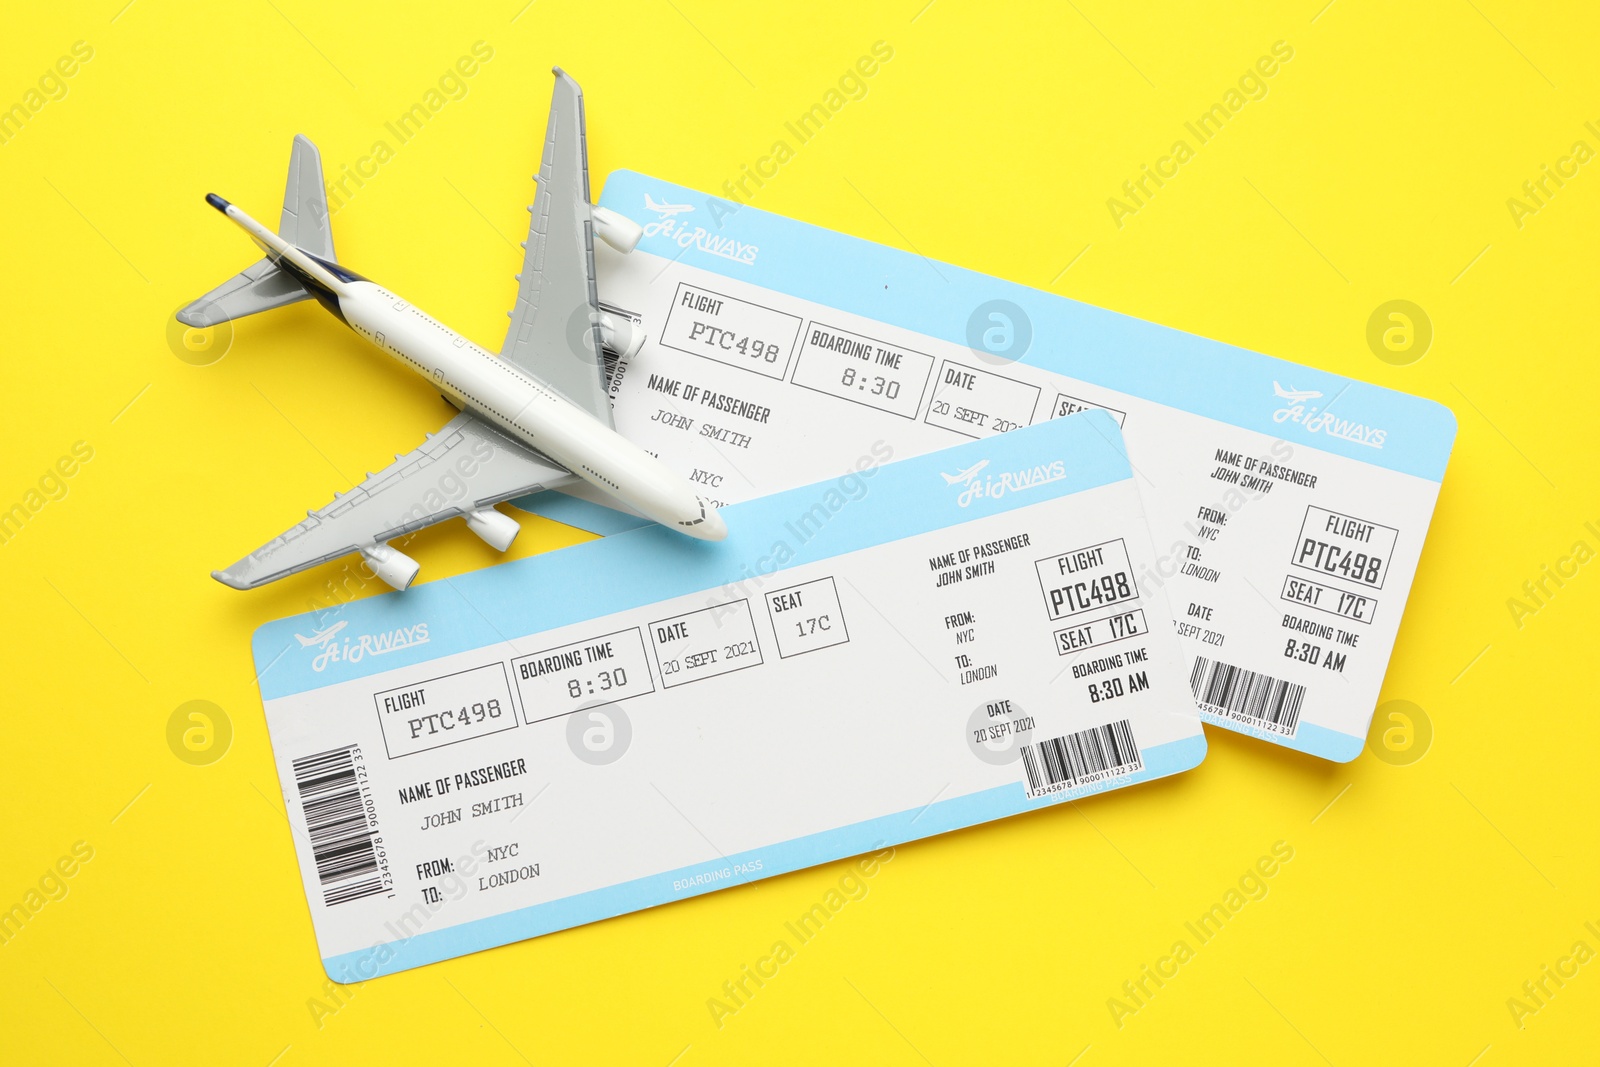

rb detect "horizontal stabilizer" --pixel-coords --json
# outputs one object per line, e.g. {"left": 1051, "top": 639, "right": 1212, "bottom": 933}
{"left": 176, "top": 258, "right": 308, "bottom": 327}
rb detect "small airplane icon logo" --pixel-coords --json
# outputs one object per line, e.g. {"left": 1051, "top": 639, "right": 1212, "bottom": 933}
{"left": 644, "top": 194, "right": 693, "bottom": 219}
{"left": 940, "top": 460, "right": 989, "bottom": 486}
{"left": 294, "top": 620, "right": 347, "bottom": 647}
{"left": 1273, "top": 381, "right": 1322, "bottom": 405}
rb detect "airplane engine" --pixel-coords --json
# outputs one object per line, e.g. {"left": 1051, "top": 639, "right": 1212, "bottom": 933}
{"left": 592, "top": 206, "right": 642, "bottom": 253}
{"left": 359, "top": 543, "right": 421, "bottom": 591}
{"left": 465, "top": 507, "right": 520, "bottom": 552}
{"left": 598, "top": 312, "right": 646, "bottom": 359}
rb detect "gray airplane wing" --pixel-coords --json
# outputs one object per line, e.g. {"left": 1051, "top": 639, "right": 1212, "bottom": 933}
{"left": 498, "top": 69, "right": 613, "bottom": 427}
{"left": 213, "top": 412, "right": 572, "bottom": 590}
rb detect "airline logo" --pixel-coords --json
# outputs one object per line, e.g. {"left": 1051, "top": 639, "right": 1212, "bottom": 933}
{"left": 1271, "top": 381, "right": 1387, "bottom": 450}
{"left": 945, "top": 458, "right": 1067, "bottom": 508}
{"left": 641, "top": 193, "right": 759, "bottom": 265}
{"left": 296, "top": 620, "right": 431, "bottom": 673}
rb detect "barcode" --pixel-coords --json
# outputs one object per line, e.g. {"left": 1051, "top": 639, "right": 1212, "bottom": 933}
{"left": 1188, "top": 656, "right": 1306, "bottom": 736}
{"left": 1020, "top": 719, "right": 1142, "bottom": 796}
{"left": 598, "top": 301, "right": 639, "bottom": 387}
{"left": 292, "top": 744, "right": 388, "bottom": 907}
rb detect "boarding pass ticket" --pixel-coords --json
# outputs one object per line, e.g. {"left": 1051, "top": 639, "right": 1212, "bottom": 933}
{"left": 254, "top": 412, "right": 1204, "bottom": 978}
{"left": 522, "top": 172, "right": 1459, "bottom": 762}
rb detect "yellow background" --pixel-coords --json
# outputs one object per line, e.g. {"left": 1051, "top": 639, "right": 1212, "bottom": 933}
{"left": 3, "top": 0, "right": 1597, "bottom": 1062}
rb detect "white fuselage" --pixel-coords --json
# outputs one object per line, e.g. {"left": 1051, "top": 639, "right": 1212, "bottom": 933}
{"left": 215, "top": 198, "right": 723, "bottom": 541}
{"left": 337, "top": 280, "right": 724, "bottom": 540}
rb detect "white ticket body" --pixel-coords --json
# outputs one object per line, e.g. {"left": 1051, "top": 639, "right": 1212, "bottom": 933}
{"left": 521, "top": 172, "right": 1459, "bottom": 762}
{"left": 255, "top": 413, "right": 1204, "bottom": 979}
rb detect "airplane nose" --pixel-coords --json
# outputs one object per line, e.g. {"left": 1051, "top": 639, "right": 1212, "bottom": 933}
{"left": 685, "top": 498, "right": 727, "bottom": 541}
{"left": 699, "top": 504, "right": 728, "bottom": 542}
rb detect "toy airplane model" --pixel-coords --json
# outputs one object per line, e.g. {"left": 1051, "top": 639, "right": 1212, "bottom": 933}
{"left": 178, "top": 69, "right": 726, "bottom": 592}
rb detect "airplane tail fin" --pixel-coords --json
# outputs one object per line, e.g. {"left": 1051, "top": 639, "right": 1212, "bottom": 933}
{"left": 176, "top": 135, "right": 333, "bottom": 328}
